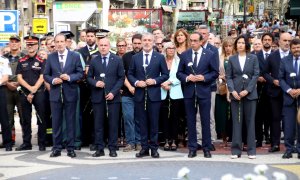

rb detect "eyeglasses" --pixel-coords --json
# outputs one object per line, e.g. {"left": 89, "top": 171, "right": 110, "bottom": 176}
{"left": 117, "top": 44, "right": 126, "bottom": 47}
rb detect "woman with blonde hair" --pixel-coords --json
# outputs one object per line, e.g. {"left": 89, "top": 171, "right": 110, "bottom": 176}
{"left": 160, "top": 41, "right": 183, "bottom": 151}
{"left": 215, "top": 37, "right": 235, "bottom": 146}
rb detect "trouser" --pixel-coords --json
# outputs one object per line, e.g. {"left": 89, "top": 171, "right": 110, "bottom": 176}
{"left": 0, "top": 86, "right": 12, "bottom": 147}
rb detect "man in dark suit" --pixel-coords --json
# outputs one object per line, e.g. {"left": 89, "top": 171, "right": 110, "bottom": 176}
{"left": 196, "top": 25, "right": 219, "bottom": 151}
{"left": 177, "top": 32, "right": 219, "bottom": 158}
{"left": 128, "top": 33, "right": 169, "bottom": 158}
{"left": 279, "top": 38, "right": 300, "bottom": 159}
{"left": 44, "top": 33, "right": 83, "bottom": 158}
{"left": 254, "top": 33, "right": 273, "bottom": 148}
{"left": 87, "top": 36, "right": 125, "bottom": 157}
{"left": 264, "top": 32, "right": 291, "bottom": 153}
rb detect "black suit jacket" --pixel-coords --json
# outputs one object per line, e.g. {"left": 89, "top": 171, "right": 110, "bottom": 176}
{"left": 78, "top": 45, "right": 98, "bottom": 65}
{"left": 87, "top": 53, "right": 125, "bottom": 103}
{"left": 263, "top": 50, "right": 283, "bottom": 97}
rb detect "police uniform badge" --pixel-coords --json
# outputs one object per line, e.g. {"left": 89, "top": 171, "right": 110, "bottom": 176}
{"left": 34, "top": 62, "right": 40, "bottom": 67}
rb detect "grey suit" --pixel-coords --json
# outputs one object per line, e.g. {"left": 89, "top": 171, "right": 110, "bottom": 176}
{"left": 226, "top": 53, "right": 259, "bottom": 156}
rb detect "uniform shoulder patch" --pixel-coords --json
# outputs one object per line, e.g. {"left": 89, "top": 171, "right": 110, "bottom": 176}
{"left": 36, "top": 55, "right": 44, "bottom": 63}
{"left": 19, "top": 55, "right": 29, "bottom": 62}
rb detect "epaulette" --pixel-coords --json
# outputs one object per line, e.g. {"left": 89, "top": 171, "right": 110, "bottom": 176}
{"left": 19, "top": 55, "right": 29, "bottom": 62}
{"left": 36, "top": 55, "right": 44, "bottom": 63}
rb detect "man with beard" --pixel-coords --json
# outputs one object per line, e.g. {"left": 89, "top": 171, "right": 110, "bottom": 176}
{"left": 255, "top": 33, "right": 274, "bottom": 148}
{"left": 3, "top": 35, "right": 25, "bottom": 145}
{"left": 121, "top": 34, "right": 143, "bottom": 152}
{"left": 77, "top": 28, "right": 99, "bottom": 148}
{"left": 279, "top": 38, "right": 300, "bottom": 159}
{"left": 264, "top": 32, "right": 292, "bottom": 153}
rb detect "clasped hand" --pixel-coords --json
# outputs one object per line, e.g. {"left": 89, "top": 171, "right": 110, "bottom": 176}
{"left": 136, "top": 78, "right": 155, "bottom": 88}
{"left": 187, "top": 74, "right": 204, "bottom": 82}
{"left": 232, "top": 90, "right": 249, "bottom": 101}
{"left": 288, "top": 89, "right": 300, "bottom": 98}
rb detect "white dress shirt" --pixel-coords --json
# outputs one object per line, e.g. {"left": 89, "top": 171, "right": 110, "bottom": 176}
{"left": 239, "top": 55, "right": 246, "bottom": 71}
{"left": 143, "top": 50, "right": 153, "bottom": 65}
{"left": 58, "top": 49, "right": 68, "bottom": 68}
{"left": 279, "top": 48, "right": 289, "bottom": 59}
{"left": 262, "top": 49, "right": 272, "bottom": 60}
{"left": 192, "top": 47, "right": 203, "bottom": 67}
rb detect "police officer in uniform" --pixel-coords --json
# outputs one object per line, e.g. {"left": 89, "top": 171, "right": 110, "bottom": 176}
{"left": 0, "top": 55, "right": 13, "bottom": 151}
{"left": 15, "top": 35, "right": 47, "bottom": 151}
{"left": 3, "top": 35, "right": 25, "bottom": 145}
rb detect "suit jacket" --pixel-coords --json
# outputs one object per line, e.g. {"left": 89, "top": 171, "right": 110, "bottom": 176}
{"left": 87, "top": 53, "right": 125, "bottom": 103}
{"left": 205, "top": 43, "right": 220, "bottom": 91}
{"left": 161, "top": 56, "right": 183, "bottom": 100}
{"left": 127, "top": 51, "right": 169, "bottom": 102}
{"left": 279, "top": 54, "right": 299, "bottom": 106}
{"left": 226, "top": 53, "right": 259, "bottom": 100}
{"left": 264, "top": 50, "right": 283, "bottom": 97}
{"left": 44, "top": 50, "right": 83, "bottom": 102}
{"left": 78, "top": 45, "right": 98, "bottom": 65}
{"left": 176, "top": 48, "right": 219, "bottom": 99}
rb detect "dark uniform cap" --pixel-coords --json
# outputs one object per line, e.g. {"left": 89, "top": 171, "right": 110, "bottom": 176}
{"left": 9, "top": 35, "right": 21, "bottom": 41}
{"left": 45, "top": 32, "right": 54, "bottom": 37}
{"left": 24, "top": 35, "right": 39, "bottom": 45}
{"left": 96, "top": 29, "right": 110, "bottom": 39}
{"left": 60, "top": 31, "right": 75, "bottom": 39}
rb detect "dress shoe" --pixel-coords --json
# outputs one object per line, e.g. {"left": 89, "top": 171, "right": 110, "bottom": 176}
{"left": 265, "top": 138, "right": 271, "bottom": 145}
{"left": 136, "top": 149, "right": 149, "bottom": 158}
{"left": 67, "top": 150, "right": 76, "bottom": 158}
{"left": 248, "top": 155, "right": 256, "bottom": 159}
{"left": 282, "top": 152, "right": 292, "bottom": 159}
{"left": 204, "top": 151, "right": 212, "bottom": 158}
{"left": 74, "top": 146, "right": 81, "bottom": 150}
{"left": 5, "top": 146, "right": 12, "bottom": 151}
{"left": 151, "top": 150, "right": 160, "bottom": 158}
{"left": 89, "top": 144, "right": 97, "bottom": 151}
{"left": 39, "top": 146, "right": 46, "bottom": 151}
{"left": 268, "top": 146, "right": 280, "bottom": 153}
{"left": 256, "top": 141, "right": 262, "bottom": 148}
{"left": 92, "top": 150, "right": 105, "bottom": 157}
{"left": 109, "top": 150, "right": 118, "bottom": 157}
{"left": 230, "top": 154, "right": 241, "bottom": 159}
{"left": 197, "top": 144, "right": 202, "bottom": 150}
{"left": 298, "top": 153, "right": 300, "bottom": 159}
{"left": 50, "top": 150, "right": 61, "bottom": 157}
{"left": 15, "top": 144, "right": 32, "bottom": 151}
{"left": 188, "top": 150, "right": 197, "bottom": 158}
{"left": 209, "top": 144, "right": 216, "bottom": 151}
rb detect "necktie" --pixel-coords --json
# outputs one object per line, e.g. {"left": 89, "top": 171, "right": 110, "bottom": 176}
{"left": 265, "top": 53, "right": 269, "bottom": 60}
{"left": 193, "top": 52, "right": 198, "bottom": 68}
{"left": 294, "top": 58, "right": 299, "bottom": 75}
{"left": 102, "top": 56, "right": 107, "bottom": 70}
{"left": 89, "top": 47, "right": 93, "bottom": 51}
{"left": 59, "top": 55, "right": 64, "bottom": 70}
{"left": 145, "top": 54, "right": 149, "bottom": 65}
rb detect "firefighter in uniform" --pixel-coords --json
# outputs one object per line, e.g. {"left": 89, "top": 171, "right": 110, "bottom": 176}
{"left": 15, "top": 35, "right": 47, "bottom": 151}
{"left": 0, "top": 55, "right": 13, "bottom": 151}
{"left": 3, "top": 35, "right": 25, "bottom": 145}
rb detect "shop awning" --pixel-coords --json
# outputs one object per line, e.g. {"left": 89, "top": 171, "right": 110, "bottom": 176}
{"left": 53, "top": 1, "right": 99, "bottom": 23}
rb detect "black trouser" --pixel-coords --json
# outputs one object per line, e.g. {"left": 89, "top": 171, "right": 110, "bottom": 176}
{"left": 269, "top": 95, "right": 283, "bottom": 146}
{"left": 20, "top": 90, "right": 46, "bottom": 147}
{"left": 0, "top": 86, "right": 12, "bottom": 147}
{"left": 5, "top": 88, "right": 23, "bottom": 128}
{"left": 160, "top": 95, "right": 182, "bottom": 142}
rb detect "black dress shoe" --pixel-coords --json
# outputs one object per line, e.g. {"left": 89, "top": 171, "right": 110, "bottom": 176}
{"left": 50, "top": 150, "right": 61, "bottom": 157}
{"left": 67, "top": 150, "right": 76, "bottom": 158}
{"left": 136, "top": 149, "right": 150, "bottom": 158}
{"left": 265, "top": 138, "right": 271, "bottom": 145}
{"left": 268, "top": 146, "right": 280, "bottom": 153}
{"left": 204, "top": 151, "right": 212, "bottom": 158}
{"left": 256, "top": 141, "right": 262, "bottom": 148}
{"left": 151, "top": 150, "right": 160, "bottom": 158}
{"left": 188, "top": 151, "right": 197, "bottom": 158}
{"left": 89, "top": 144, "right": 97, "bottom": 151}
{"left": 92, "top": 150, "right": 105, "bottom": 157}
{"left": 39, "top": 146, "right": 46, "bottom": 151}
{"left": 209, "top": 144, "right": 216, "bottom": 151}
{"left": 298, "top": 153, "right": 300, "bottom": 159}
{"left": 15, "top": 144, "right": 32, "bottom": 151}
{"left": 109, "top": 150, "right": 117, "bottom": 157}
{"left": 74, "top": 146, "right": 81, "bottom": 151}
{"left": 282, "top": 152, "right": 292, "bottom": 159}
{"left": 5, "top": 146, "right": 12, "bottom": 151}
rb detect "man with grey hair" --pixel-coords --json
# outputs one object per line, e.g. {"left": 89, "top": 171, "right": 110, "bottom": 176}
{"left": 128, "top": 33, "right": 169, "bottom": 158}
{"left": 195, "top": 25, "right": 219, "bottom": 151}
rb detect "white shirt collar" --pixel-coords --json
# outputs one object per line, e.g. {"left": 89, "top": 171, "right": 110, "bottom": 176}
{"left": 58, "top": 49, "right": 68, "bottom": 56}
{"left": 262, "top": 49, "right": 271, "bottom": 54}
{"left": 192, "top": 47, "right": 203, "bottom": 55}
{"left": 87, "top": 44, "right": 96, "bottom": 50}
{"left": 143, "top": 50, "right": 153, "bottom": 56}
{"left": 279, "top": 48, "right": 289, "bottom": 56}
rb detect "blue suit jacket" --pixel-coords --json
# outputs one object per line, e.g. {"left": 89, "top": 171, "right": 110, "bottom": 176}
{"left": 176, "top": 48, "right": 219, "bottom": 99}
{"left": 44, "top": 50, "right": 83, "bottom": 102}
{"left": 205, "top": 43, "right": 220, "bottom": 91}
{"left": 226, "top": 53, "right": 259, "bottom": 100}
{"left": 161, "top": 56, "right": 183, "bottom": 100}
{"left": 87, "top": 53, "right": 125, "bottom": 103}
{"left": 127, "top": 51, "right": 169, "bottom": 102}
{"left": 279, "top": 54, "right": 299, "bottom": 106}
